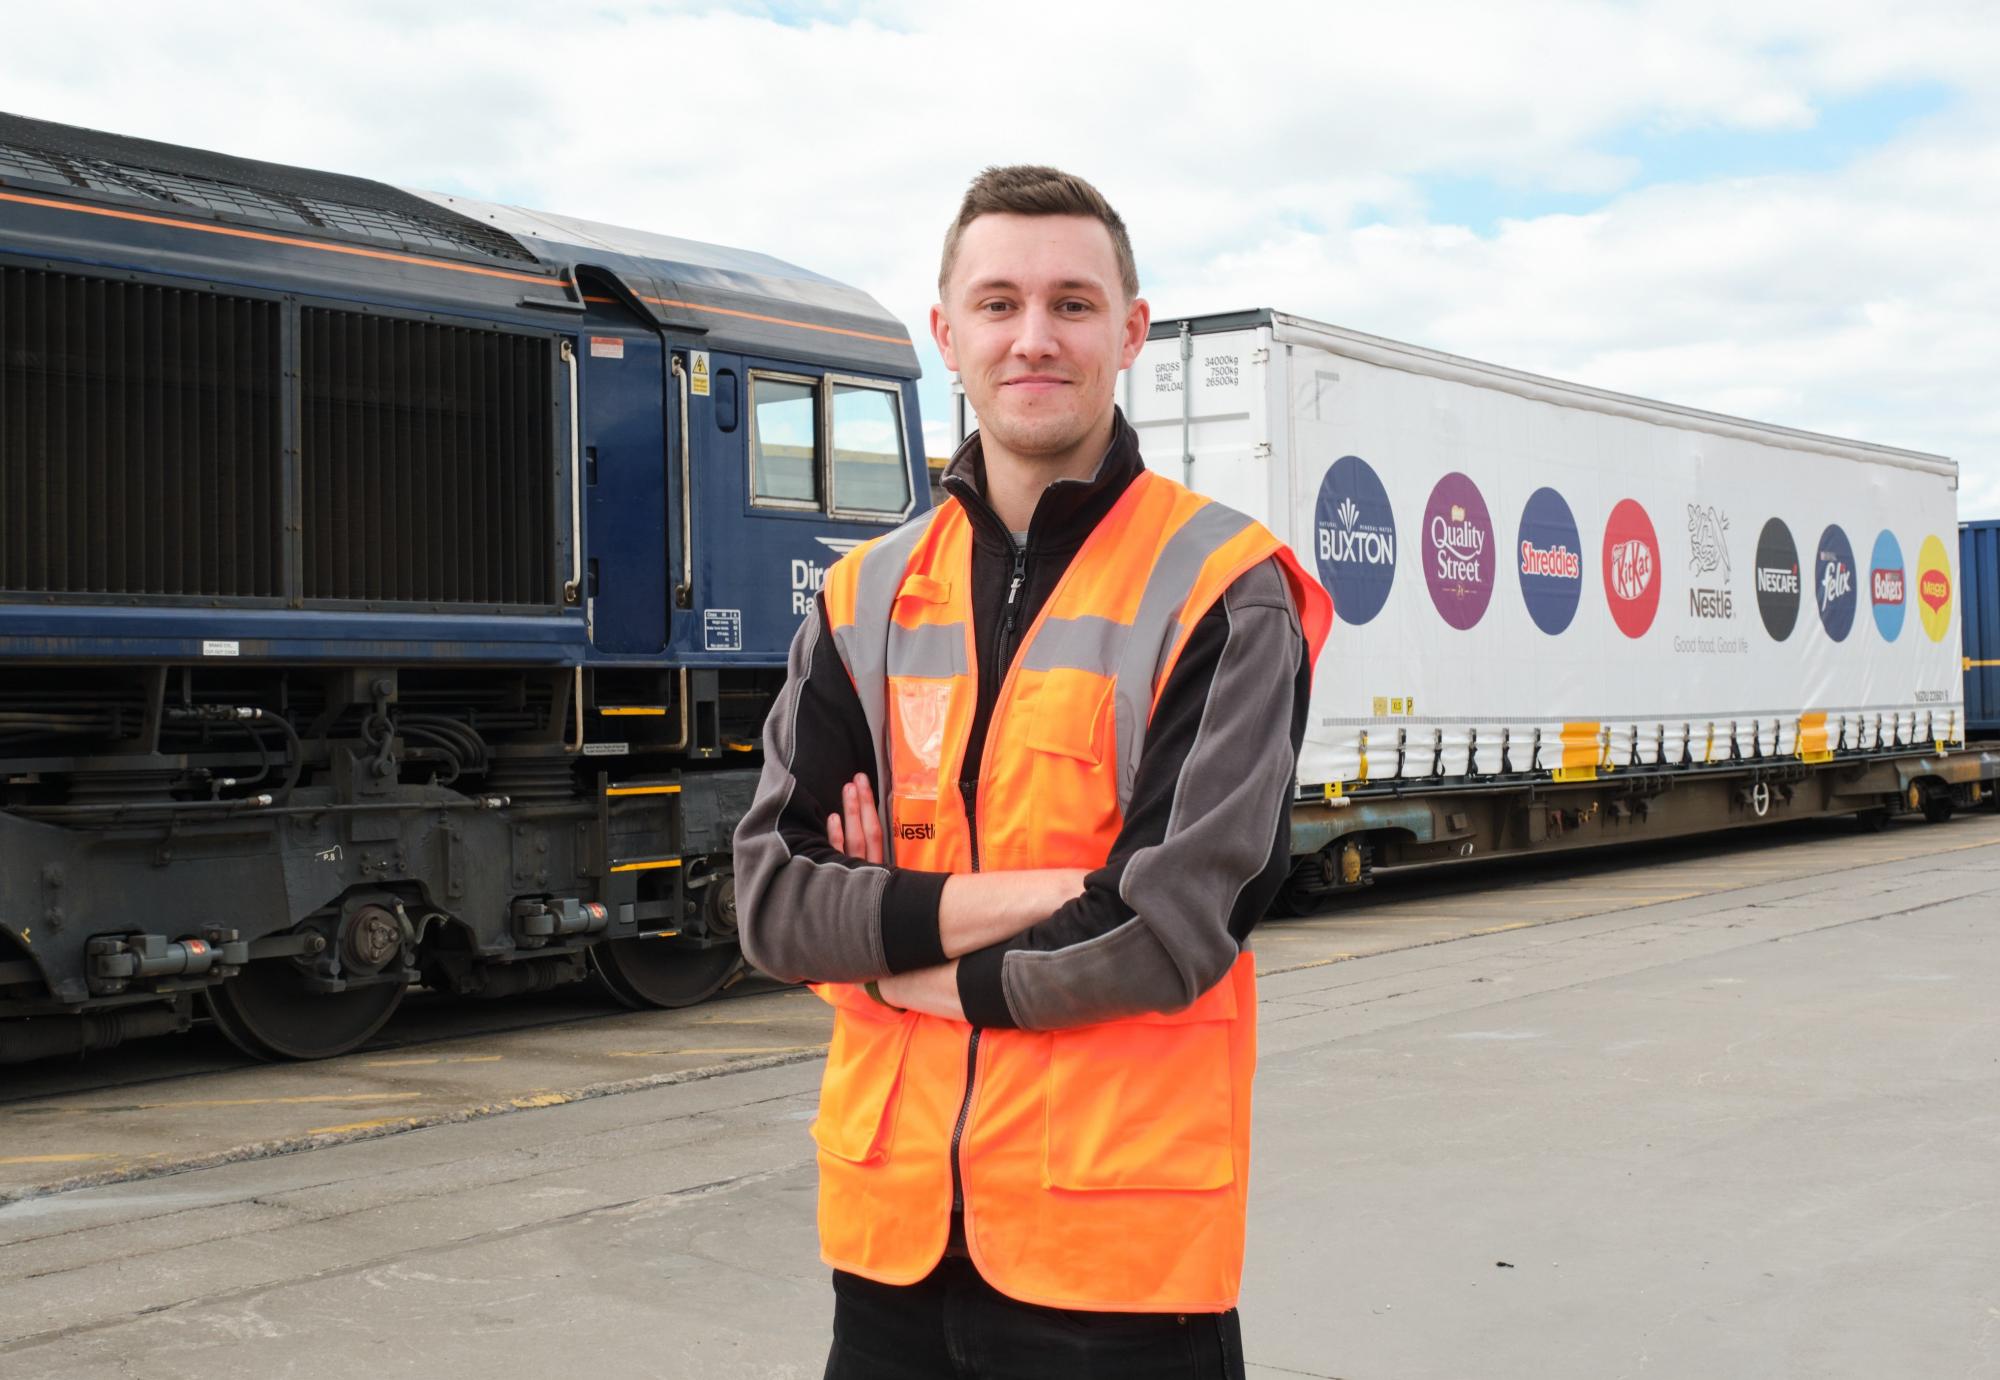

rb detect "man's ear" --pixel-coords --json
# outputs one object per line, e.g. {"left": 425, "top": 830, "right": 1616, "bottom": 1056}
{"left": 930, "top": 303, "right": 958, "bottom": 373}
{"left": 1118, "top": 295, "right": 1152, "bottom": 371}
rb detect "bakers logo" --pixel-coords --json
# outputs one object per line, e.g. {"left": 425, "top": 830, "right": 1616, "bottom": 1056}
{"left": 895, "top": 821, "right": 935, "bottom": 841}
{"left": 1872, "top": 569, "right": 1905, "bottom": 605}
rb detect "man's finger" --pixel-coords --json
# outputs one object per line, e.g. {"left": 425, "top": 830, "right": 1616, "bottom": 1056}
{"left": 857, "top": 775, "right": 885, "bottom": 863}
{"left": 827, "top": 811, "right": 846, "bottom": 854}
{"left": 843, "top": 782, "right": 867, "bottom": 863}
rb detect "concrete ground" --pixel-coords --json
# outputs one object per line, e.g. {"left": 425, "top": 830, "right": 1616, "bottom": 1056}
{"left": 2, "top": 813, "right": 1997, "bottom": 1378}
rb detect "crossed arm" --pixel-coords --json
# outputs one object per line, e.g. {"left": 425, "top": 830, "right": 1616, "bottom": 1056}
{"left": 733, "top": 562, "right": 1309, "bottom": 1031}
{"left": 824, "top": 773, "right": 1076, "bottom": 1019}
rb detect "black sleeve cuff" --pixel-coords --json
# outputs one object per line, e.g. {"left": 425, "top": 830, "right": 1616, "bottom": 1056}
{"left": 879, "top": 869, "right": 949, "bottom": 973}
{"left": 956, "top": 943, "right": 1019, "bottom": 1029}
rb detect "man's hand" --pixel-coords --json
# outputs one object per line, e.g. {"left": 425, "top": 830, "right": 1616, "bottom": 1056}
{"left": 876, "top": 961, "right": 965, "bottom": 1021}
{"left": 825, "top": 770, "right": 1090, "bottom": 956}
{"left": 826, "top": 773, "right": 885, "bottom": 863}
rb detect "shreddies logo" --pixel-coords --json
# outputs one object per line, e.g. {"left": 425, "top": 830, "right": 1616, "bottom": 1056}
{"left": 1517, "top": 486, "right": 1582, "bottom": 635}
{"left": 1601, "top": 498, "right": 1661, "bottom": 639}
{"left": 1685, "top": 504, "right": 1734, "bottom": 620}
{"left": 1753, "top": 517, "right": 1801, "bottom": 641}
{"left": 1868, "top": 529, "right": 1906, "bottom": 642}
{"left": 1815, "top": 524, "right": 1857, "bottom": 643}
{"left": 1421, "top": 472, "right": 1496, "bottom": 631}
{"left": 1313, "top": 456, "right": 1397, "bottom": 626}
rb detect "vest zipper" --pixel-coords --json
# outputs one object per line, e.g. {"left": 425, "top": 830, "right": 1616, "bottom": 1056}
{"left": 951, "top": 536, "right": 1029, "bottom": 1228}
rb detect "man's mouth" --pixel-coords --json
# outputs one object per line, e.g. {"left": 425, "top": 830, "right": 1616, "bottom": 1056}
{"left": 1001, "top": 375, "right": 1070, "bottom": 390}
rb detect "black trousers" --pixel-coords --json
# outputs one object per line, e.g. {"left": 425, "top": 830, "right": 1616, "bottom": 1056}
{"left": 825, "top": 1259, "right": 1246, "bottom": 1379}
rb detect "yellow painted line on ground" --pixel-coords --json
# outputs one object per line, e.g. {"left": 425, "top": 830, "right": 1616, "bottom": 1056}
{"left": 1467, "top": 922, "right": 1538, "bottom": 936}
{"left": 1257, "top": 953, "right": 1358, "bottom": 976}
{"left": 606, "top": 1043, "right": 825, "bottom": 1060}
{"left": 308, "top": 1116, "right": 423, "bottom": 1136}
{"left": 509, "top": 1093, "right": 574, "bottom": 1109}
{"left": 366, "top": 1057, "right": 440, "bottom": 1068}
{"left": 148, "top": 1092, "right": 427, "bottom": 1111}
{"left": 0, "top": 1152, "right": 123, "bottom": 1166}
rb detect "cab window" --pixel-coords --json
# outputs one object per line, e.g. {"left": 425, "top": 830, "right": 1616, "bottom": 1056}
{"left": 749, "top": 373, "right": 819, "bottom": 507}
{"left": 830, "top": 380, "right": 911, "bottom": 517}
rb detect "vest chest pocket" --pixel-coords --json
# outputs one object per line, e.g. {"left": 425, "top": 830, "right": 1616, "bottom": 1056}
{"left": 1042, "top": 980, "right": 1239, "bottom": 1192}
{"left": 811, "top": 987, "right": 918, "bottom": 1164}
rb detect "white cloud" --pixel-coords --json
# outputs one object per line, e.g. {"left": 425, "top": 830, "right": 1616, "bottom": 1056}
{"left": 8, "top": 0, "right": 1999, "bottom": 507}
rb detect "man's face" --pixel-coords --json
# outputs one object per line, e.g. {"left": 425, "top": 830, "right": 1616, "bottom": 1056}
{"left": 931, "top": 213, "right": 1149, "bottom": 466}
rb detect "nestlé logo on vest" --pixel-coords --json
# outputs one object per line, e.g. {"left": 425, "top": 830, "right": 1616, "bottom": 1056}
{"left": 1753, "top": 517, "right": 1801, "bottom": 641}
{"left": 1601, "top": 498, "right": 1661, "bottom": 639}
{"left": 1313, "top": 455, "right": 1397, "bottom": 626}
{"left": 1917, "top": 533, "right": 1953, "bottom": 643}
{"left": 1421, "top": 472, "right": 1495, "bottom": 631}
{"left": 1685, "top": 504, "right": 1734, "bottom": 621}
{"left": 1516, "top": 485, "right": 1582, "bottom": 635}
{"left": 1868, "top": 529, "right": 1905, "bottom": 642}
{"left": 1815, "top": 524, "right": 1857, "bottom": 643}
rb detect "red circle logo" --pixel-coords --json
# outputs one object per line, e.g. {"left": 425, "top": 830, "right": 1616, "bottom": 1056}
{"left": 1601, "top": 498, "right": 1660, "bottom": 639}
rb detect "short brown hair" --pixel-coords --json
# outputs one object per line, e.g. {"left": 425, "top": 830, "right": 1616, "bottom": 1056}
{"left": 938, "top": 164, "right": 1139, "bottom": 301}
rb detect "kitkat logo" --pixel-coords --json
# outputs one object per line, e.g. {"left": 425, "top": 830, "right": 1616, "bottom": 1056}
{"left": 1601, "top": 498, "right": 1661, "bottom": 639}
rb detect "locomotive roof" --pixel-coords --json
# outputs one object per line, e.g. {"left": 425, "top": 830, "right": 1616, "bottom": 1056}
{"left": 0, "top": 112, "right": 917, "bottom": 377}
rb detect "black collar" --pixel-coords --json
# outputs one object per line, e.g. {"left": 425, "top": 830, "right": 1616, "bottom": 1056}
{"left": 939, "top": 407, "right": 1146, "bottom": 557}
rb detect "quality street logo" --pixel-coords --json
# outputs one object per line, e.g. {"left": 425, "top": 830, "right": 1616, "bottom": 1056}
{"left": 1686, "top": 503, "right": 1733, "bottom": 620}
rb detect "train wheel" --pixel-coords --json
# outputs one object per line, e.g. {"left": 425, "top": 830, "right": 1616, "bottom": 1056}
{"left": 206, "top": 959, "right": 406, "bottom": 1061}
{"left": 1922, "top": 792, "right": 1955, "bottom": 824}
{"left": 592, "top": 937, "right": 742, "bottom": 1009}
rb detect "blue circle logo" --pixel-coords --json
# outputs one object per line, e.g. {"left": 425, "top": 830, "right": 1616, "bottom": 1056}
{"left": 1868, "top": 530, "right": 1905, "bottom": 642}
{"left": 1516, "top": 486, "right": 1582, "bottom": 635}
{"left": 1815, "top": 524, "right": 1857, "bottom": 643}
{"left": 1314, "top": 455, "right": 1397, "bottom": 626}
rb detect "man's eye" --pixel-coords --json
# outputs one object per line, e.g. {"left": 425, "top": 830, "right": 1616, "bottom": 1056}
{"left": 980, "top": 300, "right": 1012, "bottom": 313}
{"left": 1059, "top": 300, "right": 1092, "bottom": 314}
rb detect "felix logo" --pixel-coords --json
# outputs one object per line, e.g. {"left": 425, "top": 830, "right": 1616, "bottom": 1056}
{"left": 1820, "top": 559, "right": 1852, "bottom": 609}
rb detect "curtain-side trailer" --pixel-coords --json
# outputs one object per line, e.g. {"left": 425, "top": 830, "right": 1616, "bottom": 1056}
{"left": 959, "top": 309, "right": 1999, "bottom": 905}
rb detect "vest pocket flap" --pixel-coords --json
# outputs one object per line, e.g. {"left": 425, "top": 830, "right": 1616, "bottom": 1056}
{"left": 895, "top": 572, "right": 952, "bottom": 605}
{"left": 1022, "top": 669, "right": 1114, "bottom": 764}
{"left": 1043, "top": 1019, "right": 1236, "bottom": 1192}
{"left": 811, "top": 1001, "right": 918, "bottom": 1164}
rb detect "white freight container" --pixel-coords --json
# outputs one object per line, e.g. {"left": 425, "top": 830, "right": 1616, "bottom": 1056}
{"left": 961, "top": 309, "right": 1967, "bottom": 792}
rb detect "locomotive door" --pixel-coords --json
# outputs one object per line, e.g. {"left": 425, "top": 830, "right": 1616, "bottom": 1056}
{"left": 579, "top": 296, "right": 669, "bottom": 654}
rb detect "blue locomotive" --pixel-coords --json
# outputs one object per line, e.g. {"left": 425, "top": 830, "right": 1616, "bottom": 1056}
{"left": 0, "top": 114, "right": 926, "bottom": 1060}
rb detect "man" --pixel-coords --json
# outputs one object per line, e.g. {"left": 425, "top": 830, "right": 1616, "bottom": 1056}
{"left": 734, "top": 165, "right": 1331, "bottom": 1379}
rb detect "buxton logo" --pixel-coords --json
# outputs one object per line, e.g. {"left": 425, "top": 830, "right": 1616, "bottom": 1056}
{"left": 895, "top": 821, "right": 935, "bottom": 841}
{"left": 1686, "top": 504, "right": 1734, "bottom": 620}
{"left": 1516, "top": 485, "right": 1582, "bottom": 636}
{"left": 1421, "top": 472, "right": 1496, "bottom": 630}
{"left": 1601, "top": 499, "right": 1661, "bottom": 639}
{"left": 1313, "top": 455, "right": 1398, "bottom": 626}
{"left": 1753, "top": 517, "right": 1801, "bottom": 642}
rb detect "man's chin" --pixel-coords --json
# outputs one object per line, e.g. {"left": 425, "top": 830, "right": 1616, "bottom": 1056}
{"left": 979, "top": 410, "right": 1099, "bottom": 462}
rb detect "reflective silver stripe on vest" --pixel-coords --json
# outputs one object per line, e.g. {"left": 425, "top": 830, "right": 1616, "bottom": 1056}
{"left": 885, "top": 621, "right": 970, "bottom": 679}
{"left": 1009, "top": 499, "right": 1259, "bottom": 810}
{"left": 829, "top": 509, "right": 941, "bottom": 864}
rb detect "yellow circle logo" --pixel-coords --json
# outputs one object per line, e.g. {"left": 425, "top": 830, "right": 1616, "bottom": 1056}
{"left": 1916, "top": 534, "right": 1953, "bottom": 643}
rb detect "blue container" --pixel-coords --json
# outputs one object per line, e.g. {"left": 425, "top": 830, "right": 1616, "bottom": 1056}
{"left": 1964, "top": 520, "right": 2000, "bottom": 739}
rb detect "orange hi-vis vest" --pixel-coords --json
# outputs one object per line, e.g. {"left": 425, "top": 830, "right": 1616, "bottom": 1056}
{"left": 814, "top": 467, "right": 1333, "bottom": 1312}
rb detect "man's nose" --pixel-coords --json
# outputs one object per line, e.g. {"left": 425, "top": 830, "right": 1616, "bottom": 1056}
{"left": 1010, "top": 304, "right": 1061, "bottom": 362}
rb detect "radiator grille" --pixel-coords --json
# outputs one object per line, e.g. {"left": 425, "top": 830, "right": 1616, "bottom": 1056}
{"left": 0, "top": 266, "right": 283, "bottom": 598}
{"left": 301, "top": 310, "right": 555, "bottom": 607}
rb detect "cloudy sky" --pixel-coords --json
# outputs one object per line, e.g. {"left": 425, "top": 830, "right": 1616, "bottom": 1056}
{"left": 13, "top": 0, "right": 1999, "bottom": 514}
